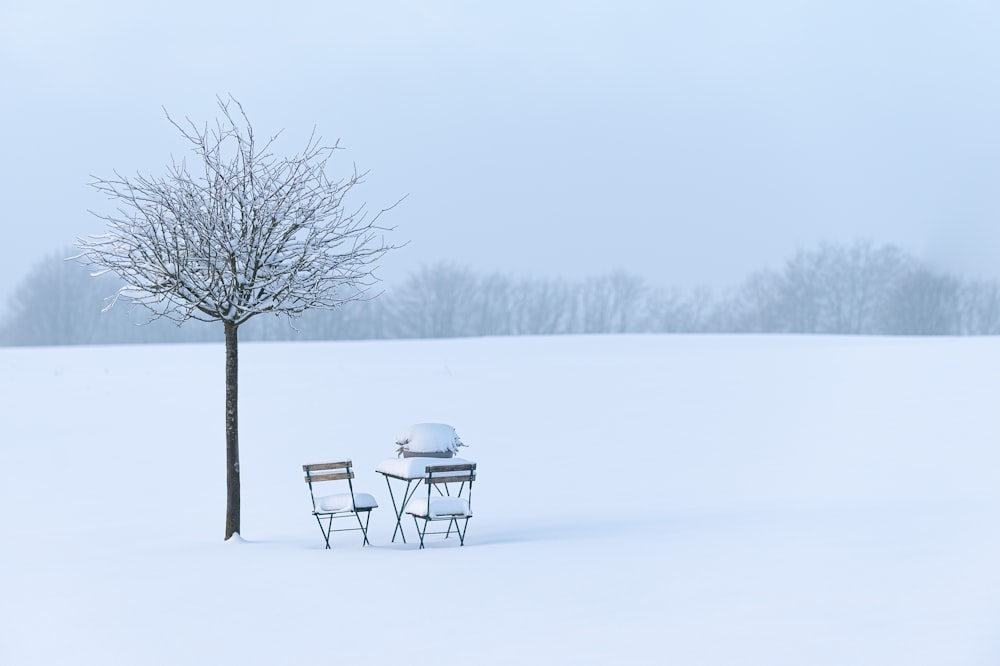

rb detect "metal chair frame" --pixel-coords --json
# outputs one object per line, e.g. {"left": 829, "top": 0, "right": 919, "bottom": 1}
{"left": 303, "top": 460, "right": 376, "bottom": 549}
{"left": 406, "top": 463, "right": 476, "bottom": 549}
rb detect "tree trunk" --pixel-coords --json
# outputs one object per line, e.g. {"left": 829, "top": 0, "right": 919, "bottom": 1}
{"left": 224, "top": 319, "right": 241, "bottom": 540}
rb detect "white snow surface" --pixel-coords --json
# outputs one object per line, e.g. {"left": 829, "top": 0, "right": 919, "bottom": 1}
{"left": 2, "top": 334, "right": 1000, "bottom": 665}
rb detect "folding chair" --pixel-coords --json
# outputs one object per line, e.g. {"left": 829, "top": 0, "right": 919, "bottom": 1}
{"left": 404, "top": 463, "right": 476, "bottom": 549}
{"left": 303, "top": 460, "right": 378, "bottom": 549}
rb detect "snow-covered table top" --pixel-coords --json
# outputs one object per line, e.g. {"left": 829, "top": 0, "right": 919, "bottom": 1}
{"left": 375, "top": 456, "right": 475, "bottom": 480}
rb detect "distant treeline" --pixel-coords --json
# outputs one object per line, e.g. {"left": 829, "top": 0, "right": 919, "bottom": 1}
{"left": 2, "top": 240, "right": 999, "bottom": 346}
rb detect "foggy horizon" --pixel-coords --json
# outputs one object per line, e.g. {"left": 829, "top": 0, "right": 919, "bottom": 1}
{"left": 3, "top": 2, "right": 1000, "bottom": 309}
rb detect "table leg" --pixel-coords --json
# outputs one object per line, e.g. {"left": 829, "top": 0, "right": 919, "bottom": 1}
{"left": 385, "top": 476, "right": 421, "bottom": 544}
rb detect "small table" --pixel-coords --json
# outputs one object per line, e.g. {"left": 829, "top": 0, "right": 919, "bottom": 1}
{"left": 375, "top": 456, "right": 476, "bottom": 544}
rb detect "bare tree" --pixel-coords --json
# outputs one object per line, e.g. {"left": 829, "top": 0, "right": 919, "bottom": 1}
{"left": 577, "top": 272, "right": 647, "bottom": 333}
{"left": 471, "top": 272, "right": 516, "bottom": 336}
{"left": 644, "top": 285, "right": 713, "bottom": 333}
{"left": 778, "top": 249, "right": 826, "bottom": 333}
{"left": 812, "top": 241, "right": 908, "bottom": 334}
{"left": 1, "top": 250, "right": 107, "bottom": 345}
{"left": 719, "top": 241, "right": 910, "bottom": 334}
{"left": 509, "top": 277, "right": 576, "bottom": 335}
{"left": 881, "top": 267, "right": 961, "bottom": 335}
{"left": 77, "top": 97, "right": 399, "bottom": 539}
{"left": 957, "top": 279, "right": 1000, "bottom": 335}
{"left": 722, "top": 268, "right": 785, "bottom": 332}
{"left": 390, "top": 263, "right": 479, "bottom": 338}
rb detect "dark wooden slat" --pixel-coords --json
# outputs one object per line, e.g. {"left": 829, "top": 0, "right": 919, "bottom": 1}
{"left": 304, "top": 471, "right": 354, "bottom": 483}
{"left": 303, "top": 461, "right": 351, "bottom": 472}
{"left": 426, "top": 474, "right": 474, "bottom": 485}
{"left": 424, "top": 464, "right": 476, "bottom": 473}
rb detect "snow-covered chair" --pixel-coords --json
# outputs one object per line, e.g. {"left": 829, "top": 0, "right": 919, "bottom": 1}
{"left": 303, "top": 460, "right": 378, "bottom": 549}
{"left": 404, "top": 463, "right": 476, "bottom": 549}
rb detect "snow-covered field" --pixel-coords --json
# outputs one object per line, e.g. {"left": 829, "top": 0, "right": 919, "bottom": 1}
{"left": 2, "top": 334, "right": 999, "bottom": 665}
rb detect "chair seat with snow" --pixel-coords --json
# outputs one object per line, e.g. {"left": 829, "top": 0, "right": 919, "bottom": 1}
{"left": 303, "top": 460, "right": 378, "bottom": 549}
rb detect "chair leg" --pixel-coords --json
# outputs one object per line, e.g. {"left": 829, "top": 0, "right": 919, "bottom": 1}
{"left": 355, "top": 510, "right": 372, "bottom": 546}
{"left": 315, "top": 514, "right": 332, "bottom": 549}
{"left": 412, "top": 515, "right": 428, "bottom": 549}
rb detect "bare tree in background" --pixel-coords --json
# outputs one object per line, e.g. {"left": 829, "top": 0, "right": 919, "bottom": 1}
{"left": 719, "top": 241, "right": 910, "bottom": 334}
{"left": 881, "top": 267, "right": 961, "bottom": 335}
{"left": 644, "top": 285, "right": 713, "bottom": 332}
{"left": 511, "top": 277, "right": 576, "bottom": 335}
{"left": 77, "top": 97, "right": 399, "bottom": 540}
{"left": 390, "top": 263, "right": 479, "bottom": 338}
{"left": 811, "top": 240, "right": 908, "bottom": 334}
{"left": 1, "top": 250, "right": 107, "bottom": 345}
{"left": 578, "top": 272, "right": 647, "bottom": 333}
{"left": 959, "top": 279, "right": 1000, "bottom": 335}
{"left": 723, "top": 268, "right": 785, "bottom": 332}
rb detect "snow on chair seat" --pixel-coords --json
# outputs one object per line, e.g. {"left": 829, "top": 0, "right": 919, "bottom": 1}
{"left": 405, "top": 496, "right": 471, "bottom": 518}
{"left": 303, "top": 460, "right": 378, "bottom": 549}
{"left": 314, "top": 492, "right": 379, "bottom": 513}
{"left": 405, "top": 463, "right": 476, "bottom": 549}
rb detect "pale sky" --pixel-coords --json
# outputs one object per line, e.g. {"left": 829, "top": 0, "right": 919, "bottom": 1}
{"left": 2, "top": 1, "right": 1000, "bottom": 305}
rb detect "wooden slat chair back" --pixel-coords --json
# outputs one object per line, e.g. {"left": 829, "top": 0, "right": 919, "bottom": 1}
{"left": 303, "top": 460, "right": 378, "bottom": 549}
{"left": 404, "top": 463, "right": 476, "bottom": 549}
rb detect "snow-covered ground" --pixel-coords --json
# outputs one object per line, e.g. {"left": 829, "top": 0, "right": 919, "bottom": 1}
{"left": 2, "top": 334, "right": 999, "bottom": 665}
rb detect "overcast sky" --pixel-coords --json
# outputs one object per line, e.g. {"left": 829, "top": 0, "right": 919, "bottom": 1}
{"left": 2, "top": 1, "right": 1000, "bottom": 305}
